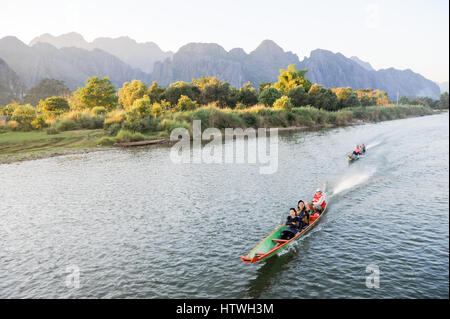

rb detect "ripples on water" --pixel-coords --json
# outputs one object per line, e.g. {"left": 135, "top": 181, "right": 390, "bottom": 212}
{"left": 0, "top": 113, "right": 448, "bottom": 298}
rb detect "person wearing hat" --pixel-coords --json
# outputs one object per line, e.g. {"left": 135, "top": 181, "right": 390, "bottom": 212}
{"left": 310, "top": 189, "right": 326, "bottom": 213}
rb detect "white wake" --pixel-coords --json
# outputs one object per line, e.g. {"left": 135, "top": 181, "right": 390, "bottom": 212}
{"left": 366, "top": 141, "right": 381, "bottom": 150}
{"left": 331, "top": 168, "right": 376, "bottom": 197}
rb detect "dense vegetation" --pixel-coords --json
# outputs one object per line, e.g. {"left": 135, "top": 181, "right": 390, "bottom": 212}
{"left": 0, "top": 65, "right": 447, "bottom": 145}
{"left": 398, "top": 93, "right": 449, "bottom": 110}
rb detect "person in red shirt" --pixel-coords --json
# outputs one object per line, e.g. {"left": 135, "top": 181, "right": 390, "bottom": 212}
{"left": 310, "top": 189, "right": 326, "bottom": 213}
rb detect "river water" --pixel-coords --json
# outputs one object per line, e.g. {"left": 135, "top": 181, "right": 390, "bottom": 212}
{"left": 0, "top": 113, "right": 448, "bottom": 298}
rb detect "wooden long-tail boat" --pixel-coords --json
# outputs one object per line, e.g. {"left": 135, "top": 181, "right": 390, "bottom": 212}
{"left": 347, "top": 153, "right": 360, "bottom": 162}
{"left": 348, "top": 149, "right": 367, "bottom": 162}
{"left": 240, "top": 197, "right": 328, "bottom": 264}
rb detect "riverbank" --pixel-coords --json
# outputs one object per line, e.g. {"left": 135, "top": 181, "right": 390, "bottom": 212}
{"left": 0, "top": 130, "right": 112, "bottom": 164}
{"left": 0, "top": 105, "right": 443, "bottom": 164}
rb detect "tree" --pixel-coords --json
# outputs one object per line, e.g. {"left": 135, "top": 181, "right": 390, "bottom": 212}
{"left": 192, "top": 76, "right": 216, "bottom": 91}
{"left": 398, "top": 96, "right": 409, "bottom": 105}
{"left": 193, "top": 76, "right": 234, "bottom": 107}
{"left": 151, "top": 102, "right": 163, "bottom": 117}
{"left": 118, "top": 80, "right": 148, "bottom": 110}
{"left": 345, "top": 93, "right": 360, "bottom": 107}
{"left": 237, "top": 82, "right": 258, "bottom": 107}
{"left": 23, "top": 79, "right": 70, "bottom": 106}
{"left": 273, "top": 96, "right": 293, "bottom": 110}
{"left": 375, "top": 90, "right": 389, "bottom": 106}
{"left": 31, "top": 115, "right": 47, "bottom": 129}
{"left": 202, "top": 82, "right": 231, "bottom": 107}
{"left": 1, "top": 101, "right": 20, "bottom": 119}
{"left": 258, "top": 87, "right": 282, "bottom": 107}
{"left": 333, "top": 87, "right": 360, "bottom": 108}
{"left": 131, "top": 96, "right": 152, "bottom": 116}
{"left": 356, "top": 89, "right": 380, "bottom": 106}
{"left": 148, "top": 81, "right": 166, "bottom": 103}
{"left": 318, "top": 89, "right": 339, "bottom": 111}
{"left": 162, "top": 82, "right": 201, "bottom": 105}
{"left": 308, "top": 84, "right": 339, "bottom": 111}
{"left": 420, "top": 97, "right": 437, "bottom": 108}
{"left": 258, "top": 82, "right": 272, "bottom": 93}
{"left": 175, "top": 95, "right": 198, "bottom": 111}
{"left": 73, "top": 77, "right": 118, "bottom": 110}
{"left": 274, "top": 64, "right": 312, "bottom": 94}
{"left": 308, "top": 83, "right": 322, "bottom": 96}
{"left": 11, "top": 104, "right": 36, "bottom": 130}
{"left": 438, "top": 92, "right": 449, "bottom": 109}
{"left": 287, "top": 87, "right": 309, "bottom": 107}
{"left": 359, "top": 95, "right": 377, "bottom": 106}
{"left": 37, "top": 96, "right": 70, "bottom": 117}
{"left": 226, "top": 87, "right": 239, "bottom": 109}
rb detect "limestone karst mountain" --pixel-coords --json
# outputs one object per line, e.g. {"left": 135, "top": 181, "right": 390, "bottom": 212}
{"left": 30, "top": 32, "right": 173, "bottom": 73}
{"left": 0, "top": 33, "right": 442, "bottom": 106}
{"left": 0, "top": 57, "right": 25, "bottom": 105}
{"left": 0, "top": 36, "right": 150, "bottom": 91}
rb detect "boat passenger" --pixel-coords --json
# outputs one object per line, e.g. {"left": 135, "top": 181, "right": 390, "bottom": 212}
{"left": 280, "top": 208, "right": 300, "bottom": 240}
{"left": 353, "top": 145, "right": 362, "bottom": 155}
{"left": 297, "top": 200, "right": 310, "bottom": 230}
{"left": 361, "top": 144, "right": 366, "bottom": 154}
{"left": 304, "top": 202, "right": 312, "bottom": 216}
{"left": 311, "top": 189, "right": 326, "bottom": 213}
{"left": 296, "top": 200, "right": 305, "bottom": 219}
{"left": 306, "top": 201, "right": 316, "bottom": 218}
{"left": 300, "top": 208, "right": 310, "bottom": 229}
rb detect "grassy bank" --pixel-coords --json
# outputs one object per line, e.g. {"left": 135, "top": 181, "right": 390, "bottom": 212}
{"left": 0, "top": 104, "right": 438, "bottom": 164}
{"left": 0, "top": 130, "right": 108, "bottom": 163}
{"left": 156, "top": 104, "right": 435, "bottom": 133}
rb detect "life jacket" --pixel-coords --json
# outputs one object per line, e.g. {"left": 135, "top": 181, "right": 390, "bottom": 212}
{"left": 355, "top": 147, "right": 361, "bottom": 154}
{"left": 313, "top": 193, "right": 326, "bottom": 209}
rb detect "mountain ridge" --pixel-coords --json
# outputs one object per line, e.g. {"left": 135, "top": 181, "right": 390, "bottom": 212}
{"left": 29, "top": 32, "right": 173, "bottom": 73}
{"left": 0, "top": 33, "right": 442, "bottom": 105}
{"left": 0, "top": 36, "right": 150, "bottom": 91}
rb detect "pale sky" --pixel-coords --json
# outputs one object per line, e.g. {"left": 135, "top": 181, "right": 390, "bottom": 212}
{"left": 1, "top": 0, "right": 448, "bottom": 82}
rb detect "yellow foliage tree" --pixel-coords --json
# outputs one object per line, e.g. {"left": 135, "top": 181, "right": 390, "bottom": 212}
{"left": 274, "top": 64, "right": 312, "bottom": 94}
{"left": 119, "top": 80, "right": 148, "bottom": 110}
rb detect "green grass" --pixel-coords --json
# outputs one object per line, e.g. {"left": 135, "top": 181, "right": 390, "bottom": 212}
{"left": 158, "top": 104, "right": 434, "bottom": 130}
{"left": 0, "top": 129, "right": 107, "bottom": 163}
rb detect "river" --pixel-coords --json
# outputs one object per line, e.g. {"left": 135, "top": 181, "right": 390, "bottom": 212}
{"left": 0, "top": 113, "right": 448, "bottom": 298}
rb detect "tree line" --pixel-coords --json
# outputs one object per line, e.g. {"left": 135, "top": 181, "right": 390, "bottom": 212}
{"left": 0, "top": 65, "right": 447, "bottom": 132}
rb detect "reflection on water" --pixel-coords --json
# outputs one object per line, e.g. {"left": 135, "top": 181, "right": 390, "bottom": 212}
{"left": 0, "top": 113, "right": 448, "bottom": 298}
{"left": 247, "top": 253, "right": 298, "bottom": 299}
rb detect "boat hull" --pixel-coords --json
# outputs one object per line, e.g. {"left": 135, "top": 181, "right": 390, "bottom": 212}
{"left": 240, "top": 204, "right": 328, "bottom": 264}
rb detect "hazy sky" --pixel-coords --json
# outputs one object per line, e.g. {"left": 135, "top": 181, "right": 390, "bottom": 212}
{"left": 1, "top": 0, "right": 448, "bottom": 82}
